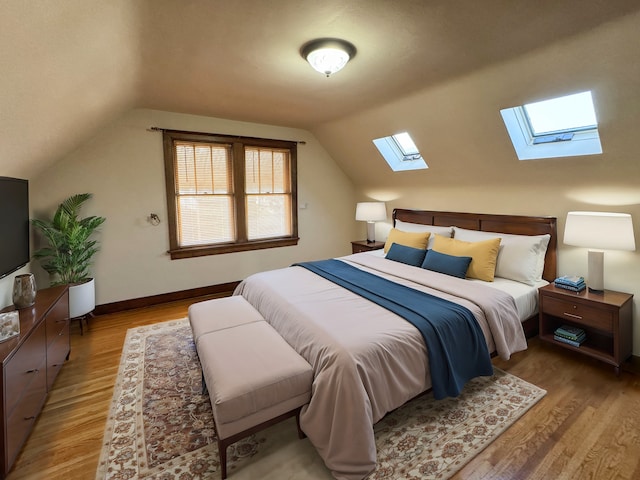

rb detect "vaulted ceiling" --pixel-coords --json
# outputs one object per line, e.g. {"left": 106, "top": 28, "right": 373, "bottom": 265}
{"left": 2, "top": 0, "right": 640, "bottom": 180}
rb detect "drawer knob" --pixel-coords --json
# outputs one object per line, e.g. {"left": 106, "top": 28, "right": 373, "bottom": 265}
{"left": 23, "top": 415, "right": 36, "bottom": 420}
{"left": 26, "top": 368, "right": 39, "bottom": 374}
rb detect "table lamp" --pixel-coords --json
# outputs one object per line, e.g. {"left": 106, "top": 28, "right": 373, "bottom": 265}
{"left": 355, "top": 202, "right": 386, "bottom": 243}
{"left": 563, "top": 211, "right": 635, "bottom": 292}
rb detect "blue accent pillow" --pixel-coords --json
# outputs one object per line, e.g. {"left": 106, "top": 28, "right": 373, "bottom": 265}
{"left": 421, "top": 249, "right": 472, "bottom": 278}
{"left": 385, "top": 243, "right": 427, "bottom": 267}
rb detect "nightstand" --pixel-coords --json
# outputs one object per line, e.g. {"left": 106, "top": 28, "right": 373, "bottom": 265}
{"left": 538, "top": 283, "right": 633, "bottom": 374}
{"left": 351, "top": 240, "right": 385, "bottom": 254}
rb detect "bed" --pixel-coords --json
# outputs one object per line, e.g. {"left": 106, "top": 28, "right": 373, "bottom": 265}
{"left": 234, "top": 209, "right": 557, "bottom": 480}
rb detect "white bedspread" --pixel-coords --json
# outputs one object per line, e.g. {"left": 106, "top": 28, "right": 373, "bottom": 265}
{"left": 234, "top": 253, "right": 527, "bottom": 480}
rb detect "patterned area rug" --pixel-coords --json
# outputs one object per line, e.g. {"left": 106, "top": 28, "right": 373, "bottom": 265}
{"left": 96, "top": 319, "right": 546, "bottom": 480}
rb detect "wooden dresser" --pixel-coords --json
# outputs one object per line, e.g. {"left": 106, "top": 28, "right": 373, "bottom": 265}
{"left": 0, "top": 285, "right": 69, "bottom": 478}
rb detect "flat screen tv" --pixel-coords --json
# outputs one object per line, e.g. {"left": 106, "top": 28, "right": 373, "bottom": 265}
{"left": 0, "top": 177, "right": 30, "bottom": 279}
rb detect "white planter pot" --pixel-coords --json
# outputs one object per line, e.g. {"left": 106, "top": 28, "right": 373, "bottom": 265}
{"left": 69, "top": 278, "right": 96, "bottom": 318}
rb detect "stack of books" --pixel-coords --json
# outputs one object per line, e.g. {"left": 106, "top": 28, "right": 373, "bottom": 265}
{"left": 554, "top": 325, "right": 586, "bottom": 347}
{"left": 554, "top": 275, "right": 586, "bottom": 292}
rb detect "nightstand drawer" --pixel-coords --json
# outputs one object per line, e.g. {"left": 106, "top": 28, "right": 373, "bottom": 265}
{"left": 543, "top": 297, "right": 613, "bottom": 331}
{"left": 351, "top": 240, "right": 385, "bottom": 254}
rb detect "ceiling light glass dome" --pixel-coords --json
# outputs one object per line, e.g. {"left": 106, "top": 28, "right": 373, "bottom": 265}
{"left": 300, "top": 38, "right": 356, "bottom": 77}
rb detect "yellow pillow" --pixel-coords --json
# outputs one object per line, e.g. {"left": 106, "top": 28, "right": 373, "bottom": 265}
{"left": 383, "top": 228, "right": 430, "bottom": 253}
{"left": 432, "top": 235, "right": 501, "bottom": 281}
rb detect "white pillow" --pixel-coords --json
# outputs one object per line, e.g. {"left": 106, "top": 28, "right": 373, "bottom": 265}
{"left": 452, "top": 227, "right": 550, "bottom": 286}
{"left": 395, "top": 220, "right": 453, "bottom": 249}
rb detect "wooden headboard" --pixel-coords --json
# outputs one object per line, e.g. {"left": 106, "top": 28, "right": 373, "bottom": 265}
{"left": 393, "top": 209, "right": 558, "bottom": 282}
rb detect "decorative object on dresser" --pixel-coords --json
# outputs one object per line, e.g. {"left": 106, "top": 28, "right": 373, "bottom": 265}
{"left": 31, "top": 193, "right": 105, "bottom": 328}
{"left": 355, "top": 201, "right": 387, "bottom": 243}
{"left": 563, "top": 211, "right": 635, "bottom": 292}
{"left": 0, "top": 312, "right": 19, "bottom": 343}
{"left": 11, "top": 273, "right": 37, "bottom": 309}
{"left": 538, "top": 283, "right": 632, "bottom": 374}
{"left": 0, "top": 285, "right": 70, "bottom": 478}
{"left": 351, "top": 240, "right": 385, "bottom": 254}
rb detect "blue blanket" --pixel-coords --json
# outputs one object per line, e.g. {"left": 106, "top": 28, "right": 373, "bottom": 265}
{"left": 294, "top": 259, "right": 493, "bottom": 399}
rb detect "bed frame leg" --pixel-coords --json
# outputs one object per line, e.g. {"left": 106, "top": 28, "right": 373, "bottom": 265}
{"left": 218, "top": 438, "right": 228, "bottom": 479}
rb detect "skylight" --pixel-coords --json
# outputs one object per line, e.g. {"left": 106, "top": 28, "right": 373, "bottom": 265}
{"left": 373, "top": 132, "right": 427, "bottom": 171}
{"left": 501, "top": 90, "right": 602, "bottom": 160}
{"left": 393, "top": 132, "right": 420, "bottom": 157}
{"left": 524, "top": 91, "right": 597, "bottom": 136}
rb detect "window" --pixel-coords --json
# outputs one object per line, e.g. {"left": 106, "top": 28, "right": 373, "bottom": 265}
{"left": 373, "top": 132, "right": 428, "bottom": 171}
{"left": 524, "top": 91, "right": 597, "bottom": 137}
{"left": 163, "top": 130, "right": 298, "bottom": 259}
{"left": 500, "top": 91, "right": 602, "bottom": 160}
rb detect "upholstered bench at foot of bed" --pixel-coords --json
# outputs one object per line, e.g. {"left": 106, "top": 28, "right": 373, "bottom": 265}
{"left": 192, "top": 298, "right": 313, "bottom": 480}
{"left": 188, "top": 295, "right": 265, "bottom": 344}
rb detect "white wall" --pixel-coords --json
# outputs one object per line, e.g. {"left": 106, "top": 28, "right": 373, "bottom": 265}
{"left": 23, "top": 109, "right": 357, "bottom": 307}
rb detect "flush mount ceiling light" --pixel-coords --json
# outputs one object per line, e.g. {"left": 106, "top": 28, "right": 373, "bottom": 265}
{"left": 300, "top": 38, "right": 356, "bottom": 77}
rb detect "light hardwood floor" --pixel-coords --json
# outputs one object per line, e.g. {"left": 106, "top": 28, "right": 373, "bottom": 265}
{"left": 6, "top": 297, "right": 640, "bottom": 480}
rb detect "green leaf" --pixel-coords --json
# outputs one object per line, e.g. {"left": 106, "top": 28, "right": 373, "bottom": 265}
{"left": 31, "top": 193, "right": 106, "bottom": 285}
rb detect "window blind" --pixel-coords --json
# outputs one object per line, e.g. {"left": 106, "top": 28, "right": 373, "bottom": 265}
{"left": 175, "top": 142, "right": 235, "bottom": 246}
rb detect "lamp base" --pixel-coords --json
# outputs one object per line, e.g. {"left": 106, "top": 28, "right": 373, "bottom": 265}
{"left": 587, "top": 249, "right": 604, "bottom": 293}
{"left": 366, "top": 222, "right": 376, "bottom": 243}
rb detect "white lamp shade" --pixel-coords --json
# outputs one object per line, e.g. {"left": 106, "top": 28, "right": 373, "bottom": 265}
{"left": 564, "top": 211, "right": 636, "bottom": 251}
{"left": 355, "top": 202, "right": 387, "bottom": 222}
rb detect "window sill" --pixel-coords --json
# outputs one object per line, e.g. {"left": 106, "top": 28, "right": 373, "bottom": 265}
{"left": 168, "top": 237, "right": 300, "bottom": 259}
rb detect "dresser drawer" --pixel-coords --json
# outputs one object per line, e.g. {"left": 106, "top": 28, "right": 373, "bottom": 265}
{"left": 47, "top": 332, "right": 70, "bottom": 391}
{"left": 351, "top": 241, "right": 385, "bottom": 254}
{"left": 45, "top": 294, "right": 69, "bottom": 346}
{"left": 5, "top": 372, "right": 47, "bottom": 469}
{"left": 46, "top": 313, "right": 68, "bottom": 340}
{"left": 4, "top": 322, "right": 47, "bottom": 416}
{"left": 543, "top": 296, "right": 613, "bottom": 331}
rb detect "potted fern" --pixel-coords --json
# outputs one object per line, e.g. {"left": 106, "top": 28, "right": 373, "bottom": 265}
{"left": 31, "top": 193, "right": 106, "bottom": 318}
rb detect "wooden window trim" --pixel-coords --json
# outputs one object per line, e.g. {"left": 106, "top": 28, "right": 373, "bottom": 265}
{"left": 163, "top": 130, "right": 299, "bottom": 259}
